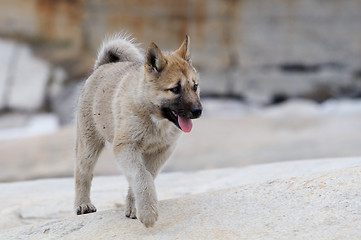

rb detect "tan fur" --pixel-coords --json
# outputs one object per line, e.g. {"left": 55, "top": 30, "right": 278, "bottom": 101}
{"left": 74, "top": 34, "right": 202, "bottom": 227}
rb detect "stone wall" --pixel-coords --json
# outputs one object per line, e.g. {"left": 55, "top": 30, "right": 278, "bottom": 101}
{"left": 0, "top": 0, "right": 83, "bottom": 51}
{"left": 0, "top": 0, "right": 360, "bottom": 104}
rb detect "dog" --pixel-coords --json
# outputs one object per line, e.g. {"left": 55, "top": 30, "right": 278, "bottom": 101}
{"left": 74, "top": 33, "right": 202, "bottom": 227}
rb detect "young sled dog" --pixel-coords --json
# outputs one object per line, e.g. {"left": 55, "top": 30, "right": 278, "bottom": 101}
{"left": 74, "top": 34, "right": 202, "bottom": 227}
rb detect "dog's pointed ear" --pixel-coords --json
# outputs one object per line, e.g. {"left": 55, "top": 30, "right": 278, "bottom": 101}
{"left": 145, "top": 42, "right": 167, "bottom": 73}
{"left": 174, "top": 35, "right": 191, "bottom": 62}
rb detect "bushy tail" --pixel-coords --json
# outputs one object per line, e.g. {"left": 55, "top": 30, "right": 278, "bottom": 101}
{"left": 93, "top": 33, "right": 143, "bottom": 71}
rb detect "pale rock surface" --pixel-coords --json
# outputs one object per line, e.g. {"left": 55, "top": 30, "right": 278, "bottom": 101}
{"left": 7, "top": 44, "right": 50, "bottom": 111}
{"left": 1, "top": 99, "right": 361, "bottom": 182}
{"left": 1, "top": 158, "right": 361, "bottom": 239}
{"left": 0, "top": 113, "right": 59, "bottom": 141}
{"left": 0, "top": 39, "right": 15, "bottom": 110}
{"left": 49, "top": 80, "right": 83, "bottom": 125}
{"left": 0, "top": 113, "right": 28, "bottom": 129}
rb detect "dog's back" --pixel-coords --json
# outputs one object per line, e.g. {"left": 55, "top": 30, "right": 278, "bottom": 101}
{"left": 77, "top": 34, "right": 143, "bottom": 143}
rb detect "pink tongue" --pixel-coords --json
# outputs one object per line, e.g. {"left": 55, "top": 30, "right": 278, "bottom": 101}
{"left": 178, "top": 116, "right": 193, "bottom": 133}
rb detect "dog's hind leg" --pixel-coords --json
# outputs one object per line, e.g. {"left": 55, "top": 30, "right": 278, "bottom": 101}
{"left": 74, "top": 126, "right": 104, "bottom": 215}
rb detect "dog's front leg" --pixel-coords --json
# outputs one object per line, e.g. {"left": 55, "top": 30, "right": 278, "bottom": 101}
{"left": 114, "top": 145, "right": 158, "bottom": 227}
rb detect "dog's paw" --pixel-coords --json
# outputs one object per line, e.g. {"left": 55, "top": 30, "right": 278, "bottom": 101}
{"left": 75, "top": 203, "right": 97, "bottom": 215}
{"left": 125, "top": 190, "right": 137, "bottom": 219}
{"left": 125, "top": 205, "right": 137, "bottom": 219}
{"left": 137, "top": 204, "right": 158, "bottom": 228}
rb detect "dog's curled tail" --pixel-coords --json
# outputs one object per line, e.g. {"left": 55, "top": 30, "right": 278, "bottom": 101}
{"left": 94, "top": 33, "right": 143, "bottom": 71}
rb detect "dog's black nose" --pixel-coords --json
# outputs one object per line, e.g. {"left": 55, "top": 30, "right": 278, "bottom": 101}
{"left": 191, "top": 107, "right": 202, "bottom": 118}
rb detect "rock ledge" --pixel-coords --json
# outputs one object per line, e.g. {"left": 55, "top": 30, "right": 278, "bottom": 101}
{"left": 1, "top": 158, "right": 361, "bottom": 239}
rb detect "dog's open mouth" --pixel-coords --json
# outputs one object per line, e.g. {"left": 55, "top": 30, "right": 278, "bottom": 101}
{"left": 162, "top": 108, "right": 193, "bottom": 133}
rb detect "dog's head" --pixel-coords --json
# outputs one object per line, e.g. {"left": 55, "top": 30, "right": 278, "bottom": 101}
{"left": 144, "top": 35, "right": 202, "bottom": 133}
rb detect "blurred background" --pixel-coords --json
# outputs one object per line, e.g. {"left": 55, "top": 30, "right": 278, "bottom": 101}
{"left": 0, "top": 0, "right": 361, "bottom": 182}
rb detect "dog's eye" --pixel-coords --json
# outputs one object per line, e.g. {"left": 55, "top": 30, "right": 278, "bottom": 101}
{"left": 169, "top": 86, "right": 180, "bottom": 94}
{"left": 193, "top": 84, "right": 198, "bottom": 91}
